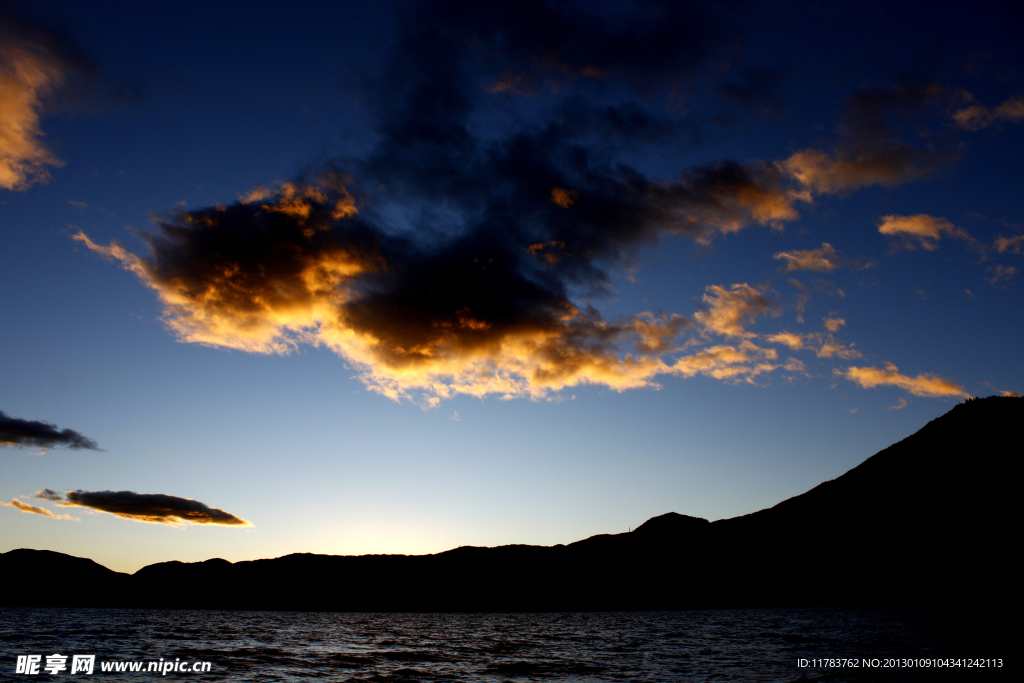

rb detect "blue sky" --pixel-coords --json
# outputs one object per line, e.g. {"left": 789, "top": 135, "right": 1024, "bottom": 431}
{"left": 2, "top": 0, "right": 1021, "bottom": 573}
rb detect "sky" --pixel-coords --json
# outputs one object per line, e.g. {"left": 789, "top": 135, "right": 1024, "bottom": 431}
{"left": 2, "top": 0, "right": 1021, "bottom": 574}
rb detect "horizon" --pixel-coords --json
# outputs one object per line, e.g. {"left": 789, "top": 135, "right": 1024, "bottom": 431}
{"left": 2, "top": 0, "right": 1021, "bottom": 576}
{"left": 9, "top": 394, "right": 1013, "bottom": 574}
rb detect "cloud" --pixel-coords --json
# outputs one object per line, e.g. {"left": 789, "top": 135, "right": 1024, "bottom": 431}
{"left": 766, "top": 332, "right": 805, "bottom": 350}
{"left": 0, "top": 410, "right": 99, "bottom": 451}
{"left": 671, "top": 343, "right": 777, "bottom": 383}
{"left": 783, "top": 357, "right": 806, "bottom": 373}
{"left": 74, "top": 193, "right": 697, "bottom": 403}
{"left": 33, "top": 488, "right": 63, "bottom": 500}
{"left": 887, "top": 397, "right": 909, "bottom": 410}
{"left": 718, "top": 66, "right": 787, "bottom": 117}
{"left": 781, "top": 83, "right": 956, "bottom": 194}
{"left": 75, "top": 4, "right": 970, "bottom": 406}
{"left": 816, "top": 340, "right": 861, "bottom": 359}
{"left": 823, "top": 316, "right": 845, "bottom": 333}
{"left": 1, "top": 498, "right": 77, "bottom": 521}
{"left": 877, "top": 213, "right": 970, "bottom": 251}
{"left": 1001, "top": 390, "right": 1022, "bottom": 398}
{"left": 951, "top": 93, "right": 1024, "bottom": 131}
{"left": 986, "top": 264, "right": 1016, "bottom": 285}
{"left": 773, "top": 243, "right": 844, "bottom": 272}
{"left": 71, "top": 0, "right": 814, "bottom": 407}
{"left": 839, "top": 362, "right": 970, "bottom": 398}
{"left": 994, "top": 234, "right": 1024, "bottom": 254}
{"left": 0, "top": 11, "right": 91, "bottom": 190}
{"left": 58, "top": 490, "right": 251, "bottom": 526}
{"left": 693, "top": 284, "right": 779, "bottom": 338}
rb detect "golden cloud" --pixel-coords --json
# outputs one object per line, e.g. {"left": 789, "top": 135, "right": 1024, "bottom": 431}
{"left": 693, "top": 283, "right": 779, "bottom": 338}
{"left": 765, "top": 332, "right": 805, "bottom": 350}
{"left": 780, "top": 146, "right": 943, "bottom": 195}
{"left": 671, "top": 343, "right": 777, "bottom": 383}
{"left": 823, "top": 316, "right": 845, "bottom": 333}
{"left": 839, "top": 362, "right": 970, "bottom": 398}
{"left": 877, "top": 213, "right": 970, "bottom": 250}
{"left": 1, "top": 498, "right": 77, "bottom": 521}
{"left": 0, "top": 36, "right": 66, "bottom": 190}
{"left": 816, "top": 341, "right": 861, "bottom": 360}
{"left": 773, "top": 243, "right": 843, "bottom": 272}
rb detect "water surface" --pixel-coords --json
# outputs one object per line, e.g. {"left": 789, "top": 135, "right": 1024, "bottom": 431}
{"left": 0, "top": 606, "right": 999, "bottom": 681}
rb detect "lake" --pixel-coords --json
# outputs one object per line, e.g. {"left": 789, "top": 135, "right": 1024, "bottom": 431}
{"left": 0, "top": 606, "right": 1003, "bottom": 681}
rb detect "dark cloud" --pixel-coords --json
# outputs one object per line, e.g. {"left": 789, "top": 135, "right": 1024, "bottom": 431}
{"left": 60, "top": 490, "right": 250, "bottom": 526}
{"left": 75, "top": 1, "right": 805, "bottom": 402}
{"left": 718, "top": 67, "right": 787, "bottom": 116}
{"left": 0, "top": 410, "right": 99, "bottom": 450}
{"left": 782, "top": 83, "right": 960, "bottom": 193}
{"left": 76, "top": 1, "right": 975, "bottom": 404}
{"left": 34, "top": 488, "right": 64, "bottom": 501}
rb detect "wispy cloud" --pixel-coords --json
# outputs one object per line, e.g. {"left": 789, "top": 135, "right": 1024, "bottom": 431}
{"left": 816, "top": 340, "right": 861, "bottom": 360}
{"left": 994, "top": 234, "right": 1024, "bottom": 254}
{"left": 1, "top": 498, "right": 77, "bottom": 520}
{"left": 839, "top": 362, "right": 970, "bottom": 398}
{"left": 951, "top": 92, "right": 1024, "bottom": 131}
{"left": 877, "top": 213, "right": 971, "bottom": 251}
{"left": 773, "top": 243, "right": 844, "bottom": 272}
{"left": 986, "top": 264, "right": 1016, "bottom": 286}
{"left": 57, "top": 490, "right": 251, "bottom": 526}
{"left": 0, "top": 410, "right": 99, "bottom": 451}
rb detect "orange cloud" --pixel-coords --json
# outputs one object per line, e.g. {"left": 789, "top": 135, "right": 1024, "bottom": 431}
{"left": 766, "top": 332, "right": 805, "bottom": 350}
{"left": 1, "top": 498, "right": 77, "bottom": 520}
{"left": 780, "top": 83, "right": 954, "bottom": 195}
{"left": 671, "top": 343, "right": 777, "bottom": 383}
{"left": 551, "top": 187, "right": 578, "bottom": 207}
{"left": 773, "top": 243, "right": 843, "bottom": 272}
{"left": 694, "top": 283, "right": 779, "bottom": 338}
{"left": 631, "top": 311, "right": 690, "bottom": 353}
{"left": 0, "top": 29, "right": 67, "bottom": 190}
{"left": 816, "top": 340, "right": 861, "bottom": 359}
{"left": 823, "top": 316, "right": 845, "bottom": 333}
{"left": 877, "top": 214, "right": 970, "bottom": 250}
{"left": 839, "top": 362, "right": 970, "bottom": 398}
{"left": 951, "top": 93, "right": 1024, "bottom": 130}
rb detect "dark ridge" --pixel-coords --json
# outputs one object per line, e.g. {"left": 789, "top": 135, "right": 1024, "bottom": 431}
{"left": 0, "top": 549, "right": 131, "bottom": 607}
{"left": 1, "top": 396, "right": 1016, "bottom": 611}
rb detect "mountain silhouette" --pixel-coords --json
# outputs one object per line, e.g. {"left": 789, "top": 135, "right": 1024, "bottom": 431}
{"left": 1, "top": 396, "right": 1015, "bottom": 611}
